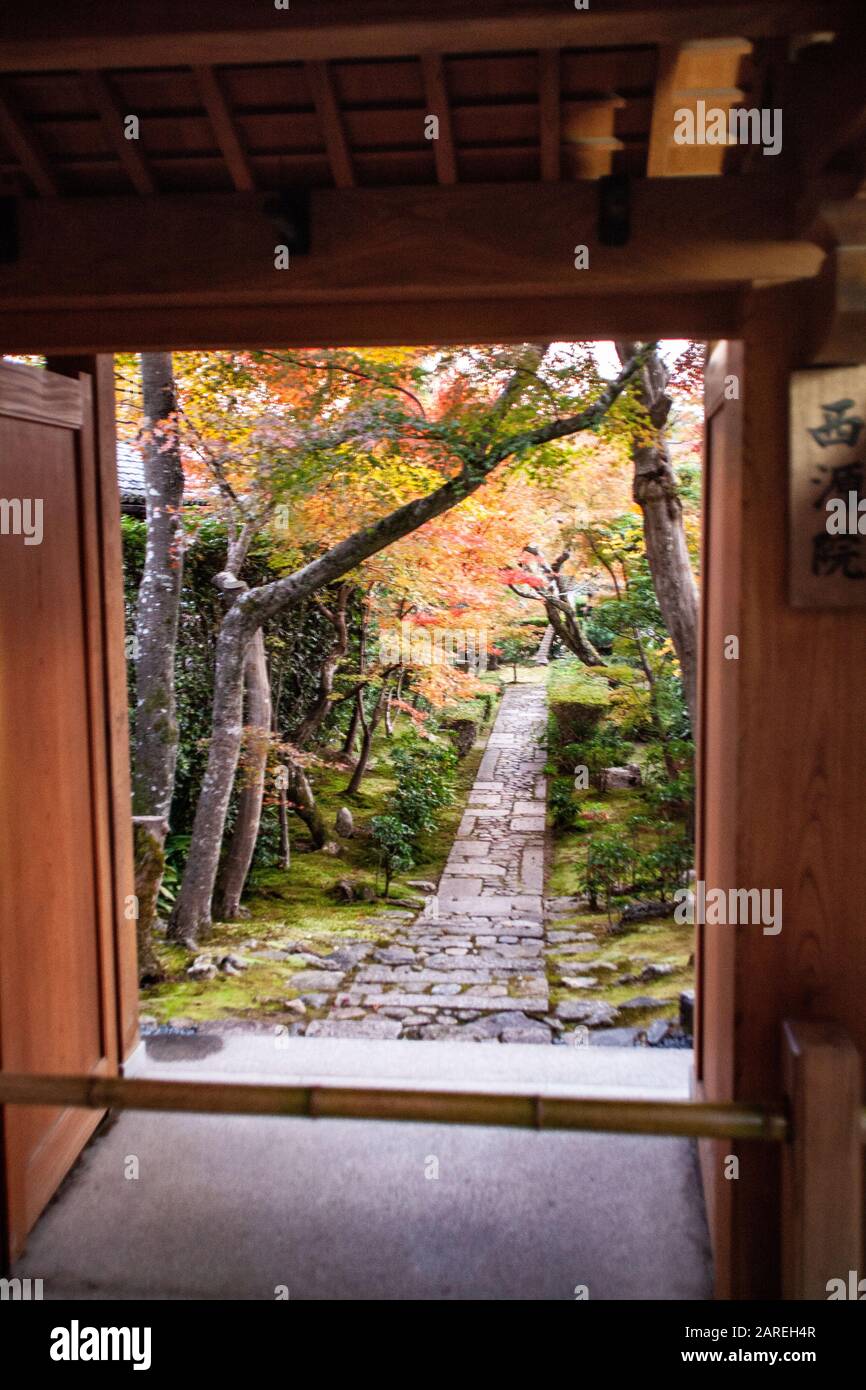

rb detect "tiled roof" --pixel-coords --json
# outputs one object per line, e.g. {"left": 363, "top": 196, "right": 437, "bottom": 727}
{"left": 117, "top": 440, "right": 145, "bottom": 498}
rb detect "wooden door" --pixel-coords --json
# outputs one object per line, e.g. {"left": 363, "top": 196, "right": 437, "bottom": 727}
{"left": 694, "top": 340, "right": 743, "bottom": 1289}
{"left": 0, "top": 358, "right": 135, "bottom": 1262}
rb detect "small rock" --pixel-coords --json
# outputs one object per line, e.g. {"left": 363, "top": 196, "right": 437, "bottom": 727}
{"left": 575, "top": 932, "right": 597, "bottom": 942}
{"left": 335, "top": 806, "right": 354, "bottom": 838}
{"left": 187, "top": 954, "right": 217, "bottom": 981}
{"left": 321, "top": 841, "right": 342, "bottom": 856}
{"left": 501, "top": 1026, "right": 551, "bottom": 1044}
{"left": 300, "top": 993, "right": 331, "bottom": 1008}
{"left": 604, "top": 764, "right": 642, "bottom": 789}
{"left": 618, "top": 899, "right": 676, "bottom": 926}
{"left": 646, "top": 1019, "right": 671, "bottom": 1045}
{"left": 560, "top": 976, "right": 598, "bottom": 989}
{"left": 432, "top": 983, "right": 463, "bottom": 996}
{"left": 555, "top": 1000, "right": 619, "bottom": 1026}
{"left": 637, "top": 962, "right": 677, "bottom": 982}
{"left": 217, "top": 953, "right": 248, "bottom": 975}
{"left": 589, "top": 1026, "right": 643, "bottom": 1047}
{"left": 283, "top": 999, "right": 307, "bottom": 1016}
{"left": 619, "top": 995, "right": 675, "bottom": 1014}
{"left": 406, "top": 879, "right": 437, "bottom": 894}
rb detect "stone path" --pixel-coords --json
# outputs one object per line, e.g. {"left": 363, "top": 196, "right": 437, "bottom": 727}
{"left": 307, "top": 683, "right": 553, "bottom": 1042}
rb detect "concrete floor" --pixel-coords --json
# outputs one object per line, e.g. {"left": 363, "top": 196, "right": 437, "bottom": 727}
{"left": 14, "top": 1033, "right": 713, "bottom": 1300}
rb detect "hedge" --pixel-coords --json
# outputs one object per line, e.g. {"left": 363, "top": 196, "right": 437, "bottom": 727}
{"left": 547, "top": 659, "right": 610, "bottom": 743}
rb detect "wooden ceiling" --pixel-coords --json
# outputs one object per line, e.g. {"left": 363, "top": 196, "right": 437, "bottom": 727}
{"left": 0, "top": 0, "right": 862, "bottom": 199}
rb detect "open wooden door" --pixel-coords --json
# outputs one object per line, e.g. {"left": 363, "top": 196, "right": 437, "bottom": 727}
{"left": 694, "top": 340, "right": 743, "bottom": 1292}
{"left": 0, "top": 358, "right": 137, "bottom": 1263}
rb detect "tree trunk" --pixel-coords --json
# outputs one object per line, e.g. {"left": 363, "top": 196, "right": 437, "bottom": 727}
{"left": 169, "top": 347, "right": 652, "bottom": 942}
{"left": 346, "top": 678, "right": 391, "bottom": 795}
{"left": 544, "top": 600, "right": 605, "bottom": 666}
{"left": 214, "top": 628, "right": 272, "bottom": 919}
{"left": 167, "top": 606, "right": 248, "bottom": 944}
{"left": 133, "top": 819, "right": 167, "bottom": 983}
{"left": 132, "top": 352, "right": 184, "bottom": 978}
{"left": 277, "top": 784, "right": 291, "bottom": 870}
{"left": 342, "top": 598, "right": 368, "bottom": 755}
{"left": 287, "top": 760, "right": 327, "bottom": 847}
{"left": 293, "top": 583, "right": 351, "bottom": 746}
{"left": 615, "top": 341, "right": 699, "bottom": 729}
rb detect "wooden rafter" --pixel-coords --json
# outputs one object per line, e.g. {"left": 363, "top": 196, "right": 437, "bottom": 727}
{"left": 538, "top": 49, "right": 560, "bottom": 182}
{"left": 79, "top": 69, "right": 155, "bottom": 195}
{"left": 0, "top": 2, "right": 855, "bottom": 72}
{"left": 194, "top": 65, "right": 255, "bottom": 193}
{"left": 305, "top": 60, "right": 354, "bottom": 189}
{"left": 647, "top": 45, "right": 681, "bottom": 177}
{"left": 421, "top": 53, "right": 457, "bottom": 185}
{"left": 0, "top": 81, "right": 58, "bottom": 195}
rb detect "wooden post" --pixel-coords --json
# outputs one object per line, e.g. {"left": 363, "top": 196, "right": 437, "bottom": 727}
{"left": 782, "top": 1020, "right": 862, "bottom": 1299}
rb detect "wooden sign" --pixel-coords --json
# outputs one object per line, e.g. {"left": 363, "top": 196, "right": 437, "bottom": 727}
{"left": 790, "top": 365, "right": 866, "bottom": 607}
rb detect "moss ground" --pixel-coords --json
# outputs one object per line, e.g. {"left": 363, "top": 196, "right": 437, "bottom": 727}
{"left": 547, "top": 774, "right": 695, "bottom": 1031}
{"left": 142, "top": 681, "right": 502, "bottom": 1025}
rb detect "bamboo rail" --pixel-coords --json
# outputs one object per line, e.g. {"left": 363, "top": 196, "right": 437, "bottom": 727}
{"left": 0, "top": 1071, "right": 799, "bottom": 1141}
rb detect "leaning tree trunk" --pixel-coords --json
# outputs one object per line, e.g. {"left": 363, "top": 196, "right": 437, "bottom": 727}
{"left": 132, "top": 352, "right": 184, "bottom": 980}
{"left": 616, "top": 341, "right": 699, "bottom": 728}
{"left": 214, "top": 628, "right": 271, "bottom": 919}
{"left": 544, "top": 598, "right": 605, "bottom": 666}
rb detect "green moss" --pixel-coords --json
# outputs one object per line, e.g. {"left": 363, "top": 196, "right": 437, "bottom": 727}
{"left": 141, "top": 700, "right": 500, "bottom": 1023}
{"left": 546, "top": 659, "right": 611, "bottom": 706}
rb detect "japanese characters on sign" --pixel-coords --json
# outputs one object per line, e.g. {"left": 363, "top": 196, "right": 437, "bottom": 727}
{"left": 789, "top": 367, "right": 866, "bottom": 607}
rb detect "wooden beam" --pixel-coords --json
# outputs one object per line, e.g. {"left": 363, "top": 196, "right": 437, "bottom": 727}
{"left": 538, "top": 50, "right": 560, "bottom": 182}
{"left": 0, "top": 180, "right": 823, "bottom": 320}
{"left": 421, "top": 53, "right": 457, "bottom": 186}
{"left": 0, "top": 2, "right": 854, "bottom": 72}
{"left": 647, "top": 45, "right": 682, "bottom": 177}
{"left": 305, "top": 61, "right": 354, "bottom": 189}
{"left": 781, "top": 1020, "right": 862, "bottom": 1300}
{"left": 194, "top": 65, "right": 255, "bottom": 193}
{"left": 0, "top": 290, "right": 746, "bottom": 355}
{"left": 0, "top": 82, "right": 58, "bottom": 196}
{"left": 79, "top": 69, "right": 155, "bottom": 196}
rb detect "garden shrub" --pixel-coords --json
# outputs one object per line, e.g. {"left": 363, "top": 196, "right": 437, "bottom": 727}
{"left": 370, "top": 814, "right": 415, "bottom": 896}
{"left": 549, "top": 776, "right": 579, "bottom": 831}
{"left": 547, "top": 660, "right": 609, "bottom": 744}
{"left": 388, "top": 732, "right": 457, "bottom": 840}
